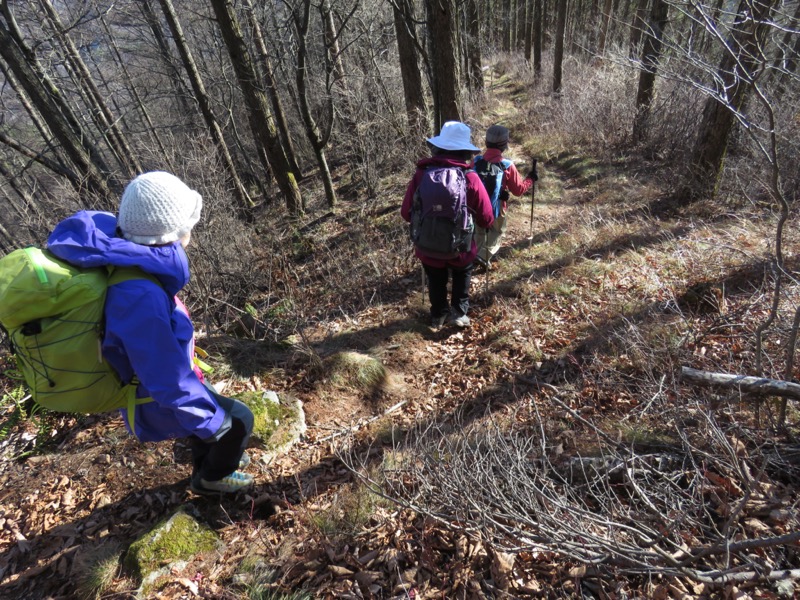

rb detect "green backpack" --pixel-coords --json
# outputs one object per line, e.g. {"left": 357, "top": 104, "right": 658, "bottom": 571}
{"left": 0, "top": 247, "right": 154, "bottom": 422}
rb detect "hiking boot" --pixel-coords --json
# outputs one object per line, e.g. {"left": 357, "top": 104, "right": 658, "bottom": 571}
{"left": 191, "top": 470, "right": 254, "bottom": 495}
{"left": 239, "top": 451, "right": 251, "bottom": 469}
{"left": 452, "top": 314, "right": 471, "bottom": 328}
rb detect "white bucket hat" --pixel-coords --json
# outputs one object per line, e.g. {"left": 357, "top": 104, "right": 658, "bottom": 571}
{"left": 426, "top": 121, "right": 480, "bottom": 152}
{"left": 118, "top": 171, "right": 203, "bottom": 245}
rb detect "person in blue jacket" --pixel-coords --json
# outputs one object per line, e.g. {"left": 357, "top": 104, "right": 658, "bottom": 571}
{"left": 47, "top": 171, "right": 254, "bottom": 495}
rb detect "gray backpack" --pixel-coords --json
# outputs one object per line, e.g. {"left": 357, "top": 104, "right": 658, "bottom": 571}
{"left": 409, "top": 166, "right": 474, "bottom": 259}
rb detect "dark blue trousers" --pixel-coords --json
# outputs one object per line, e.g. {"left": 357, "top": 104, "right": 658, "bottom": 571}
{"left": 189, "top": 386, "right": 254, "bottom": 481}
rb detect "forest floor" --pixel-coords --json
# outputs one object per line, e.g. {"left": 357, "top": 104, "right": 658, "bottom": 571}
{"left": 1, "top": 73, "right": 799, "bottom": 599}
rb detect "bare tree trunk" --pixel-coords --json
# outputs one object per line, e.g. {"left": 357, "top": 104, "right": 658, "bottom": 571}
{"left": 632, "top": 0, "right": 668, "bottom": 143}
{"left": 37, "top": 0, "right": 141, "bottom": 178}
{"left": 553, "top": 0, "right": 568, "bottom": 93}
{"left": 533, "top": 0, "right": 543, "bottom": 73}
{"left": 0, "top": 4, "right": 113, "bottom": 199}
{"left": 0, "top": 60, "right": 74, "bottom": 184}
{"left": 687, "top": 0, "right": 778, "bottom": 200}
{"left": 597, "top": 0, "right": 614, "bottom": 57}
{"left": 156, "top": 0, "right": 254, "bottom": 211}
{"left": 98, "top": 11, "right": 175, "bottom": 174}
{"left": 524, "top": 0, "right": 533, "bottom": 61}
{"left": 320, "top": 0, "right": 347, "bottom": 88}
{"left": 628, "top": 0, "right": 649, "bottom": 57}
{"left": 465, "top": 0, "right": 484, "bottom": 94}
{"left": 138, "top": 0, "right": 194, "bottom": 120}
{"left": 393, "top": 0, "right": 428, "bottom": 135}
{"left": 243, "top": 0, "right": 303, "bottom": 177}
{"left": 210, "top": 0, "right": 304, "bottom": 214}
{"left": 289, "top": 0, "right": 337, "bottom": 208}
{"left": 426, "top": 0, "right": 462, "bottom": 130}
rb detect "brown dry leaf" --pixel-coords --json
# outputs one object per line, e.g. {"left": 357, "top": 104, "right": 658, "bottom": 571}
{"left": 491, "top": 550, "right": 515, "bottom": 590}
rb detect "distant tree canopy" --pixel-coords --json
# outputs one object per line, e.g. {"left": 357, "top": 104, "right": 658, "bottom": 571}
{"left": 0, "top": 0, "right": 798, "bottom": 250}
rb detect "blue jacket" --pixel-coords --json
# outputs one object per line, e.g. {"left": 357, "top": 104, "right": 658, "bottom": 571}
{"left": 47, "top": 211, "right": 226, "bottom": 442}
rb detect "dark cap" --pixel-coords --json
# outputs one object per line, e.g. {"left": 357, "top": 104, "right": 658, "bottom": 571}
{"left": 485, "top": 124, "right": 509, "bottom": 145}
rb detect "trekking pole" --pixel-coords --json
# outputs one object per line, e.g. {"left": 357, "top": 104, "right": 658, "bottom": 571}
{"left": 421, "top": 264, "right": 426, "bottom": 305}
{"left": 484, "top": 228, "right": 491, "bottom": 297}
{"left": 529, "top": 159, "right": 538, "bottom": 247}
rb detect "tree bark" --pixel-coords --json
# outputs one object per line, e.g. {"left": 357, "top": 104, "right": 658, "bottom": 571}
{"left": 426, "top": 0, "right": 462, "bottom": 130}
{"left": 0, "top": 3, "right": 113, "bottom": 199}
{"left": 553, "top": 0, "right": 568, "bottom": 93}
{"left": 533, "top": 0, "right": 543, "bottom": 73}
{"left": 681, "top": 367, "right": 800, "bottom": 400}
{"left": 156, "top": 0, "right": 254, "bottom": 211}
{"left": 289, "top": 0, "right": 336, "bottom": 208}
{"left": 632, "top": 0, "right": 668, "bottom": 143}
{"left": 242, "top": 0, "right": 303, "bottom": 178}
{"left": 37, "top": 0, "right": 141, "bottom": 179}
{"left": 628, "top": 0, "right": 650, "bottom": 57}
{"left": 210, "top": 0, "right": 304, "bottom": 214}
{"left": 393, "top": 0, "right": 428, "bottom": 135}
{"left": 465, "top": 0, "right": 484, "bottom": 95}
{"left": 687, "top": 0, "right": 778, "bottom": 200}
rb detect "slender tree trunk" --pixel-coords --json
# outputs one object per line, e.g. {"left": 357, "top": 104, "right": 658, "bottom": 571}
{"left": 629, "top": 0, "right": 650, "bottom": 57}
{"left": 533, "top": 0, "right": 543, "bottom": 73}
{"left": 37, "top": 0, "right": 141, "bottom": 179}
{"left": 157, "top": 0, "right": 254, "bottom": 211}
{"left": 465, "top": 0, "right": 484, "bottom": 94}
{"left": 597, "top": 0, "right": 614, "bottom": 57}
{"left": 553, "top": 0, "right": 568, "bottom": 93}
{"left": 320, "top": 0, "right": 347, "bottom": 88}
{"left": 0, "top": 60, "right": 74, "bottom": 183}
{"left": 290, "top": 0, "right": 337, "bottom": 208}
{"left": 139, "top": 0, "right": 194, "bottom": 119}
{"left": 426, "top": 0, "right": 462, "bottom": 130}
{"left": 687, "top": 0, "right": 778, "bottom": 200}
{"left": 771, "top": 0, "right": 800, "bottom": 100}
{"left": 242, "top": 0, "right": 303, "bottom": 177}
{"left": 0, "top": 6, "right": 113, "bottom": 199}
{"left": 210, "top": 0, "right": 304, "bottom": 214}
{"left": 632, "top": 0, "right": 668, "bottom": 142}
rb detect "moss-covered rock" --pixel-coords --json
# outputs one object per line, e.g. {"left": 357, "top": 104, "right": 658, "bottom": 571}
{"left": 235, "top": 390, "right": 306, "bottom": 460}
{"left": 324, "top": 351, "right": 386, "bottom": 391}
{"left": 124, "top": 511, "right": 222, "bottom": 595}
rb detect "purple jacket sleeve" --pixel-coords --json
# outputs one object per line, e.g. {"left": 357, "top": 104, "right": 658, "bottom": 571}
{"left": 104, "top": 280, "right": 226, "bottom": 441}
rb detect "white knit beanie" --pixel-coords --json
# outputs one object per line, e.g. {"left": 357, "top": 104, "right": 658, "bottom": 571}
{"left": 118, "top": 171, "right": 203, "bottom": 245}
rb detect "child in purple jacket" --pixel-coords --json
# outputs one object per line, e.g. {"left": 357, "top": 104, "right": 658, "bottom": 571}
{"left": 47, "top": 172, "right": 254, "bottom": 495}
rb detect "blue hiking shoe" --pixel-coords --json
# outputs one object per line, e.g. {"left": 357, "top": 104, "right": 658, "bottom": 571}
{"left": 191, "top": 470, "right": 254, "bottom": 495}
{"left": 239, "top": 451, "right": 251, "bottom": 469}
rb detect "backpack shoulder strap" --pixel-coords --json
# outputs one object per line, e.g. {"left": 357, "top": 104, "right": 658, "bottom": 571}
{"left": 107, "top": 266, "right": 161, "bottom": 288}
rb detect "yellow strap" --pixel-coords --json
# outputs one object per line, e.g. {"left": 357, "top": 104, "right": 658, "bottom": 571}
{"left": 124, "top": 379, "right": 153, "bottom": 440}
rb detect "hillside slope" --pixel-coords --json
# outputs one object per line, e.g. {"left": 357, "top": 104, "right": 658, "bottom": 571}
{"left": 1, "top": 73, "right": 799, "bottom": 599}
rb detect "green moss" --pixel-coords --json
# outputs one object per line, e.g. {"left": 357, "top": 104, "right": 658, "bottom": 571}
{"left": 235, "top": 391, "right": 302, "bottom": 452}
{"left": 124, "top": 512, "right": 219, "bottom": 579}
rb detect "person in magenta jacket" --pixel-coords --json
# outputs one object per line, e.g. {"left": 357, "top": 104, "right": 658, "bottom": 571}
{"left": 401, "top": 122, "right": 494, "bottom": 329}
{"left": 47, "top": 172, "right": 254, "bottom": 496}
{"left": 475, "top": 124, "right": 538, "bottom": 267}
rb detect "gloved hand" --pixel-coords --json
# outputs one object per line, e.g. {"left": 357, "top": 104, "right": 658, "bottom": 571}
{"left": 526, "top": 165, "right": 539, "bottom": 182}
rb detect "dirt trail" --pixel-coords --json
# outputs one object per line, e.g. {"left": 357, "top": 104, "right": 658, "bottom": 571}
{"left": 0, "top": 80, "right": 589, "bottom": 598}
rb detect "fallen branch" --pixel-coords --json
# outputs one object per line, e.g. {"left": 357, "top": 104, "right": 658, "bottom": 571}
{"left": 681, "top": 367, "right": 800, "bottom": 400}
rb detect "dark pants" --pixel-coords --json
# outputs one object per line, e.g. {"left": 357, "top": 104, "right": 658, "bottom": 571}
{"left": 423, "top": 261, "right": 474, "bottom": 319}
{"left": 189, "top": 387, "right": 254, "bottom": 482}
